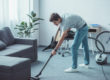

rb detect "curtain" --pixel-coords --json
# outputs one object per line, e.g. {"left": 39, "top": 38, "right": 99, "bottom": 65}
{"left": 0, "top": 0, "right": 10, "bottom": 27}
{"left": 0, "top": 0, "right": 33, "bottom": 37}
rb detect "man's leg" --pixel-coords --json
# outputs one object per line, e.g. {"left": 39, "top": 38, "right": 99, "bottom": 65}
{"left": 64, "top": 31, "right": 84, "bottom": 73}
{"left": 82, "top": 34, "right": 90, "bottom": 65}
{"left": 64, "top": 26, "right": 88, "bottom": 73}
{"left": 71, "top": 31, "right": 86, "bottom": 69}
{"left": 71, "top": 26, "right": 89, "bottom": 69}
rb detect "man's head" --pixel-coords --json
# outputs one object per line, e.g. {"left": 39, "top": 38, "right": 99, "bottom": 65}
{"left": 50, "top": 13, "right": 62, "bottom": 26}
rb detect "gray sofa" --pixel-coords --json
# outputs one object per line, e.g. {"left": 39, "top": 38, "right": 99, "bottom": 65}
{"left": 0, "top": 27, "right": 37, "bottom": 62}
{"left": 0, "top": 56, "right": 31, "bottom": 80}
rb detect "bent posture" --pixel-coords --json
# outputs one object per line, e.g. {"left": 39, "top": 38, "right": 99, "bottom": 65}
{"left": 50, "top": 13, "right": 90, "bottom": 72}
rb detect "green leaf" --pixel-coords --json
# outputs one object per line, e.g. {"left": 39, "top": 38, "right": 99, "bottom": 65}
{"left": 17, "top": 32, "right": 24, "bottom": 37}
{"left": 16, "top": 25, "right": 23, "bottom": 27}
{"left": 32, "top": 18, "right": 43, "bottom": 22}
{"left": 14, "top": 27, "right": 18, "bottom": 29}
{"left": 17, "top": 32, "right": 23, "bottom": 34}
{"left": 31, "top": 11, "right": 36, "bottom": 17}
{"left": 24, "top": 22, "right": 28, "bottom": 28}
{"left": 33, "top": 23, "right": 40, "bottom": 26}
{"left": 27, "top": 14, "right": 33, "bottom": 19}
{"left": 21, "top": 21, "right": 25, "bottom": 25}
{"left": 19, "top": 28, "right": 24, "bottom": 31}
{"left": 33, "top": 28, "right": 38, "bottom": 30}
{"left": 29, "top": 22, "right": 33, "bottom": 27}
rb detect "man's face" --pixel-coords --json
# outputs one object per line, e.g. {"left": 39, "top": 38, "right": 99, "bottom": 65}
{"left": 52, "top": 19, "right": 61, "bottom": 26}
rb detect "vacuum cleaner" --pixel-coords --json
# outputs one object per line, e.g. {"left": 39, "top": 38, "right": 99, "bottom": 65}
{"left": 95, "top": 53, "right": 107, "bottom": 65}
{"left": 30, "top": 54, "right": 53, "bottom": 80}
{"left": 93, "top": 37, "right": 108, "bottom": 65}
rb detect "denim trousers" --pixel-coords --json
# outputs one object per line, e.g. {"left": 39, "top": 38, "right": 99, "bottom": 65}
{"left": 71, "top": 25, "right": 89, "bottom": 69}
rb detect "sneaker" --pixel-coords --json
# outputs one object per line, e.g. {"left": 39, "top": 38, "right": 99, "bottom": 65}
{"left": 64, "top": 67, "right": 78, "bottom": 73}
{"left": 79, "top": 64, "right": 89, "bottom": 69}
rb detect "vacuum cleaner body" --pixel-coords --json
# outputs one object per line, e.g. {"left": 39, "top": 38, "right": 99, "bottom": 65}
{"left": 95, "top": 54, "right": 107, "bottom": 65}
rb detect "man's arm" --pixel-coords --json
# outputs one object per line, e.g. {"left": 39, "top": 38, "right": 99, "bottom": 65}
{"left": 51, "top": 28, "right": 70, "bottom": 55}
{"left": 54, "top": 28, "right": 70, "bottom": 51}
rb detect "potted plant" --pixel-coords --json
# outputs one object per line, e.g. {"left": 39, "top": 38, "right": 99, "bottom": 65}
{"left": 15, "top": 11, "right": 43, "bottom": 38}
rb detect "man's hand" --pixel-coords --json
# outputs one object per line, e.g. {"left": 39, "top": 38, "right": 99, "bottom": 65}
{"left": 51, "top": 28, "right": 70, "bottom": 56}
{"left": 51, "top": 50, "right": 56, "bottom": 56}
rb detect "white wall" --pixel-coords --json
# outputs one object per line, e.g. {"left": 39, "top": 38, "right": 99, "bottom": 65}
{"left": 32, "top": 0, "right": 40, "bottom": 45}
{"left": 39, "top": 0, "right": 110, "bottom": 50}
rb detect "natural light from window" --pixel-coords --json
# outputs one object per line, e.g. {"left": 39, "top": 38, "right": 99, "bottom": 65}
{"left": 9, "top": 0, "right": 18, "bottom": 21}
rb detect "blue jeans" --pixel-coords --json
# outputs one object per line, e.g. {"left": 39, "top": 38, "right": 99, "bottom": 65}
{"left": 71, "top": 25, "right": 89, "bottom": 69}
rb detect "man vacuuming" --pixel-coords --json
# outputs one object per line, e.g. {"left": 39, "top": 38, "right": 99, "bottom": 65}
{"left": 50, "top": 13, "right": 90, "bottom": 73}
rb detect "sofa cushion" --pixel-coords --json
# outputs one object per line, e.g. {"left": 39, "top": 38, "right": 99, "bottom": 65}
{"left": 0, "top": 27, "right": 15, "bottom": 46}
{"left": 0, "top": 44, "right": 32, "bottom": 56}
{"left": 0, "top": 48, "right": 22, "bottom": 56}
{"left": 7, "top": 44, "right": 32, "bottom": 50}
{"left": 0, "top": 40, "right": 7, "bottom": 50}
{"left": 0, "top": 56, "right": 30, "bottom": 72}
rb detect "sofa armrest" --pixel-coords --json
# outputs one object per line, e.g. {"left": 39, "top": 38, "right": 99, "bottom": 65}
{"left": 15, "top": 38, "right": 37, "bottom": 45}
{"left": 15, "top": 38, "right": 38, "bottom": 62}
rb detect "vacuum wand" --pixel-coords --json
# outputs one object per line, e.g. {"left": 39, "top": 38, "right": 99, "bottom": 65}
{"left": 35, "top": 54, "right": 53, "bottom": 77}
{"left": 31, "top": 54, "right": 53, "bottom": 80}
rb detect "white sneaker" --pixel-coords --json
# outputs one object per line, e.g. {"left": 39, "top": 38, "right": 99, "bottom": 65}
{"left": 64, "top": 67, "right": 78, "bottom": 73}
{"left": 79, "top": 64, "right": 89, "bottom": 69}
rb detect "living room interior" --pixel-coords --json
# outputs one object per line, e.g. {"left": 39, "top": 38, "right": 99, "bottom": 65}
{"left": 0, "top": 0, "right": 110, "bottom": 80}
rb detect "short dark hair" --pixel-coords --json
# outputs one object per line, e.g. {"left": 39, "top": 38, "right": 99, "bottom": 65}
{"left": 49, "top": 13, "right": 61, "bottom": 22}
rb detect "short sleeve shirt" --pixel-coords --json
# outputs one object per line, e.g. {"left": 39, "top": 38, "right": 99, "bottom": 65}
{"left": 59, "top": 13, "right": 86, "bottom": 32}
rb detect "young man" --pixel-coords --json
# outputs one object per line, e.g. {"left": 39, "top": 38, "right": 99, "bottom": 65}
{"left": 50, "top": 13, "right": 90, "bottom": 73}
